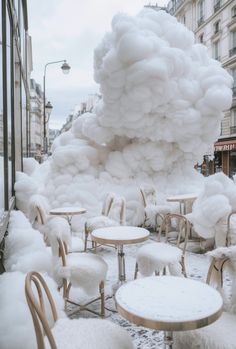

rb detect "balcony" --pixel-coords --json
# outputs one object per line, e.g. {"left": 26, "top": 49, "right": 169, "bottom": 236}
{"left": 229, "top": 47, "right": 236, "bottom": 57}
{"left": 198, "top": 17, "right": 204, "bottom": 27}
{"left": 214, "top": 1, "right": 221, "bottom": 13}
{"left": 230, "top": 126, "right": 236, "bottom": 134}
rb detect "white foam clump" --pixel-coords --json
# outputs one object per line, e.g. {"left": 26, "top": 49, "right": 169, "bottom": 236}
{"left": 0, "top": 271, "right": 65, "bottom": 349}
{"left": 187, "top": 173, "right": 236, "bottom": 240}
{"left": 4, "top": 210, "right": 51, "bottom": 273}
{"left": 15, "top": 9, "right": 232, "bottom": 226}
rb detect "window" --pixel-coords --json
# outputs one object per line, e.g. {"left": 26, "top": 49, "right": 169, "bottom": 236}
{"left": 213, "top": 40, "right": 220, "bottom": 60}
{"left": 232, "top": 110, "right": 236, "bottom": 126}
{"left": 198, "top": 0, "right": 204, "bottom": 26}
{"left": 199, "top": 33, "right": 204, "bottom": 43}
{"left": 6, "top": 6, "right": 14, "bottom": 202}
{"left": 214, "top": 20, "right": 220, "bottom": 34}
{"left": 0, "top": 2, "right": 3, "bottom": 217}
{"left": 214, "top": 0, "right": 221, "bottom": 13}
{"left": 231, "top": 68, "right": 236, "bottom": 88}
{"left": 232, "top": 6, "right": 236, "bottom": 18}
{"left": 230, "top": 31, "right": 236, "bottom": 57}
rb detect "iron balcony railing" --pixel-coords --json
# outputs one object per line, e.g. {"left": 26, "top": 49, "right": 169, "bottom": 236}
{"left": 229, "top": 47, "right": 236, "bottom": 57}
{"left": 230, "top": 126, "right": 236, "bottom": 134}
{"left": 198, "top": 17, "right": 204, "bottom": 27}
{"left": 214, "top": 1, "right": 221, "bottom": 13}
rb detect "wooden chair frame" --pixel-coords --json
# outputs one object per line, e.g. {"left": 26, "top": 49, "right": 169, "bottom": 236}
{"left": 57, "top": 238, "right": 105, "bottom": 318}
{"left": 140, "top": 187, "right": 167, "bottom": 232}
{"left": 135, "top": 213, "right": 189, "bottom": 279}
{"left": 84, "top": 193, "right": 115, "bottom": 251}
{"left": 225, "top": 210, "right": 236, "bottom": 247}
{"left": 25, "top": 271, "right": 58, "bottom": 349}
{"left": 84, "top": 196, "right": 126, "bottom": 252}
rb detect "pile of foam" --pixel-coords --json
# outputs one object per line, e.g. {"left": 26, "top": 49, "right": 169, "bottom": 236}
{"left": 15, "top": 9, "right": 232, "bottom": 229}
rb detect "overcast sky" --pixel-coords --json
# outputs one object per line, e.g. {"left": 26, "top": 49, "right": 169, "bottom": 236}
{"left": 28, "top": 1, "right": 168, "bottom": 129}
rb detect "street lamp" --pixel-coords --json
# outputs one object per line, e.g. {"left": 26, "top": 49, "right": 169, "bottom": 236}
{"left": 43, "top": 60, "right": 71, "bottom": 154}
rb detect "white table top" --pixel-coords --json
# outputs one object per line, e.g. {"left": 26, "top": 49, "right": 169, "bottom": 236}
{"left": 91, "top": 226, "right": 150, "bottom": 245}
{"left": 115, "top": 276, "right": 223, "bottom": 331}
{"left": 166, "top": 193, "right": 198, "bottom": 202}
{"left": 49, "top": 206, "right": 86, "bottom": 216}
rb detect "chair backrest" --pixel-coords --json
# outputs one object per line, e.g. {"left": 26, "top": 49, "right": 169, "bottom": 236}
{"left": 25, "top": 271, "right": 58, "bottom": 349}
{"left": 28, "top": 195, "right": 48, "bottom": 226}
{"left": 140, "top": 185, "right": 157, "bottom": 207}
{"left": 56, "top": 238, "right": 69, "bottom": 298}
{"left": 158, "top": 213, "right": 190, "bottom": 254}
{"left": 108, "top": 197, "right": 126, "bottom": 225}
{"left": 101, "top": 192, "right": 115, "bottom": 216}
{"left": 226, "top": 211, "right": 236, "bottom": 247}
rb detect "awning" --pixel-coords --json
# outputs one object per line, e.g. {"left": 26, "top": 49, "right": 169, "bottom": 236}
{"left": 214, "top": 140, "right": 236, "bottom": 151}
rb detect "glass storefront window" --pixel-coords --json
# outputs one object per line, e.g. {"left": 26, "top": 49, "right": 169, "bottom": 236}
{"left": 229, "top": 151, "right": 236, "bottom": 179}
{"left": 6, "top": 7, "right": 13, "bottom": 201}
{"left": 0, "top": 2, "right": 4, "bottom": 217}
{"left": 21, "top": 80, "right": 27, "bottom": 157}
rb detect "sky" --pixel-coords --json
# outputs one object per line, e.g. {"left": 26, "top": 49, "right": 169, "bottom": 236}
{"left": 28, "top": 0, "right": 168, "bottom": 129}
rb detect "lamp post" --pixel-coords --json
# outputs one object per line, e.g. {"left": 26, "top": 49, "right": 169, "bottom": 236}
{"left": 43, "top": 60, "right": 71, "bottom": 154}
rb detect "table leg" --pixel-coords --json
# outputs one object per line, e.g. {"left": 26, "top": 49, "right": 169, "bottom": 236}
{"left": 118, "top": 245, "right": 126, "bottom": 283}
{"left": 66, "top": 215, "right": 73, "bottom": 234}
{"left": 164, "top": 331, "right": 173, "bottom": 348}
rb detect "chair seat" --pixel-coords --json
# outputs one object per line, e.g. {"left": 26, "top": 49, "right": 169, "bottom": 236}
{"left": 55, "top": 253, "right": 107, "bottom": 295}
{"left": 137, "top": 242, "right": 182, "bottom": 276}
{"left": 47, "top": 317, "right": 134, "bottom": 349}
{"left": 173, "top": 312, "right": 236, "bottom": 349}
{"left": 86, "top": 215, "right": 119, "bottom": 232}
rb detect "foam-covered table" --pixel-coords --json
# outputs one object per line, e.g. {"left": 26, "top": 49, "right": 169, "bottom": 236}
{"left": 91, "top": 226, "right": 149, "bottom": 288}
{"left": 115, "top": 276, "right": 223, "bottom": 348}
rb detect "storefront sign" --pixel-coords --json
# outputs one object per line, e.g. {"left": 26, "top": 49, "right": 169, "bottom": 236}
{"left": 214, "top": 142, "right": 236, "bottom": 152}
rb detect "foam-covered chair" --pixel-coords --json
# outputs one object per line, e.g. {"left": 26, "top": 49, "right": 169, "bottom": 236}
{"left": 25, "top": 271, "right": 134, "bottom": 349}
{"left": 51, "top": 237, "right": 107, "bottom": 317}
{"left": 140, "top": 184, "right": 171, "bottom": 230}
{"left": 28, "top": 195, "right": 84, "bottom": 253}
{"left": 84, "top": 193, "right": 126, "bottom": 251}
{"left": 135, "top": 213, "right": 189, "bottom": 278}
{"left": 215, "top": 210, "right": 236, "bottom": 247}
{"left": 173, "top": 246, "right": 236, "bottom": 349}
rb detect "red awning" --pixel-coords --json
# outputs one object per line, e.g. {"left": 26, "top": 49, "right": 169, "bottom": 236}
{"left": 214, "top": 140, "right": 236, "bottom": 152}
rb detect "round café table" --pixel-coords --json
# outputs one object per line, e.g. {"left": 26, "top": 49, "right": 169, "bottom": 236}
{"left": 166, "top": 194, "right": 198, "bottom": 215}
{"left": 115, "top": 276, "right": 223, "bottom": 348}
{"left": 91, "top": 226, "right": 149, "bottom": 288}
{"left": 49, "top": 206, "right": 86, "bottom": 233}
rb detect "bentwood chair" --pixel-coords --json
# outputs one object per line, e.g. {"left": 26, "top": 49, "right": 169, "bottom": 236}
{"left": 135, "top": 213, "right": 189, "bottom": 278}
{"left": 140, "top": 185, "right": 171, "bottom": 231}
{"left": 25, "top": 271, "right": 134, "bottom": 349}
{"left": 53, "top": 238, "right": 107, "bottom": 318}
{"left": 173, "top": 246, "right": 236, "bottom": 349}
{"left": 84, "top": 193, "right": 126, "bottom": 251}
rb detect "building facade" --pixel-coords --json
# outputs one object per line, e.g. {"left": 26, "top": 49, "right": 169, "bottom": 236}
{"left": 167, "top": 0, "right": 236, "bottom": 177}
{"left": 30, "top": 78, "right": 43, "bottom": 162}
{"left": 0, "top": 0, "right": 32, "bottom": 271}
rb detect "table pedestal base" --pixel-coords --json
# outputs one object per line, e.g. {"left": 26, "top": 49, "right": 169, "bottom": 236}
{"left": 118, "top": 245, "right": 126, "bottom": 283}
{"left": 164, "top": 331, "right": 173, "bottom": 349}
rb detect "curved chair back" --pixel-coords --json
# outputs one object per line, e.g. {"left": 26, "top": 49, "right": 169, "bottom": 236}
{"left": 25, "top": 271, "right": 58, "bottom": 349}
{"left": 140, "top": 185, "right": 157, "bottom": 208}
{"left": 108, "top": 197, "right": 126, "bottom": 225}
{"left": 158, "top": 213, "right": 190, "bottom": 255}
{"left": 101, "top": 192, "right": 115, "bottom": 216}
{"left": 226, "top": 211, "right": 236, "bottom": 247}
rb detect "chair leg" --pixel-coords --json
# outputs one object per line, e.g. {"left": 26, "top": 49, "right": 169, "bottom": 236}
{"left": 99, "top": 281, "right": 105, "bottom": 318}
{"left": 134, "top": 262, "right": 139, "bottom": 279}
{"left": 84, "top": 224, "right": 89, "bottom": 252}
